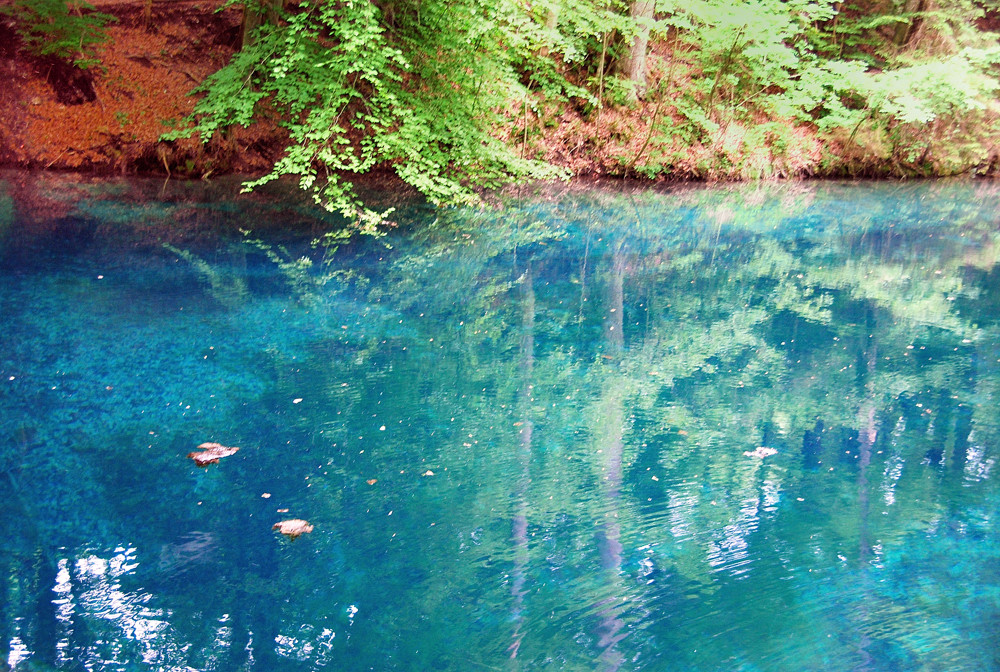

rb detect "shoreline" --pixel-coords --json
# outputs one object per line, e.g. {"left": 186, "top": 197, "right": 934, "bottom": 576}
{"left": 1, "top": 1, "right": 998, "bottom": 190}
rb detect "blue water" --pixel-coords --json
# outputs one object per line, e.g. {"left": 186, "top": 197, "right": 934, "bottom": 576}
{"left": 1, "top": 172, "right": 999, "bottom": 671}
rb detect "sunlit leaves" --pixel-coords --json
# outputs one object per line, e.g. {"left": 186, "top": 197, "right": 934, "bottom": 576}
{"left": 644, "top": 0, "right": 1000, "bottom": 176}
{"left": 870, "top": 47, "right": 1000, "bottom": 125}
{"left": 167, "top": 0, "right": 572, "bottom": 225}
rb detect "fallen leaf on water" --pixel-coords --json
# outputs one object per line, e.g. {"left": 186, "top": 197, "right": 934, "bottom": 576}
{"left": 273, "top": 519, "right": 314, "bottom": 540}
{"left": 187, "top": 442, "right": 240, "bottom": 467}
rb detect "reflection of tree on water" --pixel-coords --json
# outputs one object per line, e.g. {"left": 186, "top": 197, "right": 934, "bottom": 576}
{"left": 508, "top": 265, "right": 534, "bottom": 660}
{"left": 853, "top": 314, "right": 878, "bottom": 671}
{"left": 594, "top": 247, "right": 630, "bottom": 670}
{"left": 545, "top": 184, "right": 998, "bottom": 668}
{"left": 3, "top": 179, "right": 1000, "bottom": 670}
{"left": 591, "top": 245, "right": 631, "bottom": 671}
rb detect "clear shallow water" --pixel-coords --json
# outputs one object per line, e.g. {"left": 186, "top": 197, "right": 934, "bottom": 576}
{"left": 1, "top": 172, "right": 998, "bottom": 671}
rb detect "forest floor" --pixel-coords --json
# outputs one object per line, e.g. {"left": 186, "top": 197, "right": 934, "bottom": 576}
{"left": 0, "top": 0, "right": 280, "bottom": 176}
{"left": 0, "top": 0, "right": 824, "bottom": 183}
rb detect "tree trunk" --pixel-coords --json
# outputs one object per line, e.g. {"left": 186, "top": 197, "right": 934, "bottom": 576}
{"left": 892, "top": 0, "right": 926, "bottom": 47}
{"left": 619, "top": 0, "right": 655, "bottom": 100}
{"left": 594, "top": 248, "right": 627, "bottom": 671}
{"left": 241, "top": 0, "right": 285, "bottom": 49}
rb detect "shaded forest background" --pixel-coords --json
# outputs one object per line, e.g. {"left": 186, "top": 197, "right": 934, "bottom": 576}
{"left": 2, "top": 0, "right": 1000, "bottom": 220}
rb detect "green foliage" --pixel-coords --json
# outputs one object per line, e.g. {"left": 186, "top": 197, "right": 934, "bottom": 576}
{"left": 664, "top": 0, "right": 877, "bottom": 130}
{"left": 602, "top": 75, "right": 642, "bottom": 106}
{"left": 169, "top": 0, "right": 1000, "bottom": 201}
{"left": 836, "top": 45, "right": 1000, "bottom": 173}
{"left": 632, "top": 0, "right": 1000, "bottom": 176}
{"left": 166, "top": 0, "right": 576, "bottom": 227}
{"left": 870, "top": 47, "right": 1000, "bottom": 125}
{"left": 0, "top": 0, "right": 115, "bottom": 69}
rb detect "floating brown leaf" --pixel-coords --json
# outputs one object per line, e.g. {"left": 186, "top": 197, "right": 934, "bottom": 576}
{"left": 273, "top": 519, "right": 314, "bottom": 540}
{"left": 187, "top": 442, "right": 240, "bottom": 467}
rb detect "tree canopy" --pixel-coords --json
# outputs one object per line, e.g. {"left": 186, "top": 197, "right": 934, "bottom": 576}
{"left": 6, "top": 0, "right": 1000, "bottom": 215}
{"left": 170, "top": 0, "right": 1000, "bottom": 219}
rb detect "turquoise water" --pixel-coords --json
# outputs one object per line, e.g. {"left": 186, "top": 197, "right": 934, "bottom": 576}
{"left": 1, "top": 172, "right": 998, "bottom": 671}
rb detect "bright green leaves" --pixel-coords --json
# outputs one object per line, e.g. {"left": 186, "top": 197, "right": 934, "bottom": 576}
{"left": 871, "top": 48, "right": 1000, "bottom": 125}
{"left": 0, "top": 0, "right": 115, "bottom": 70}
{"left": 855, "top": 45, "right": 1000, "bottom": 174}
{"left": 165, "top": 0, "right": 1000, "bottom": 202}
{"left": 166, "top": 0, "right": 572, "bottom": 227}
{"left": 642, "top": 0, "right": 1000, "bottom": 176}
{"left": 677, "top": 0, "right": 850, "bottom": 122}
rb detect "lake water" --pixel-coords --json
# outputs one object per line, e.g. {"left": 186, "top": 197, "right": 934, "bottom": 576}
{"left": 1, "top": 172, "right": 998, "bottom": 671}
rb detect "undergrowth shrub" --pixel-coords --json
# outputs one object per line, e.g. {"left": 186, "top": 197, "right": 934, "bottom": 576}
{"left": 0, "top": 0, "right": 114, "bottom": 70}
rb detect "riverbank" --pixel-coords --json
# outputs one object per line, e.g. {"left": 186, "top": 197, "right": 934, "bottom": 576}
{"left": 1, "top": 0, "right": 998, "bottom": 184}
{"left": 0, "top": 0, "right": 280, "bottom": 177}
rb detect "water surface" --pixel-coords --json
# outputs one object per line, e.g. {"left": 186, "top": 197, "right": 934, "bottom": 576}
{"left": 1, "top": 173, "right": 998, "bottom": 671}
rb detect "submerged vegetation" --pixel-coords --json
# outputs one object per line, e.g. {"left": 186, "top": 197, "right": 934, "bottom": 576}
{"left": 2, "top": 1, "right": 1000, "bottom": 215}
